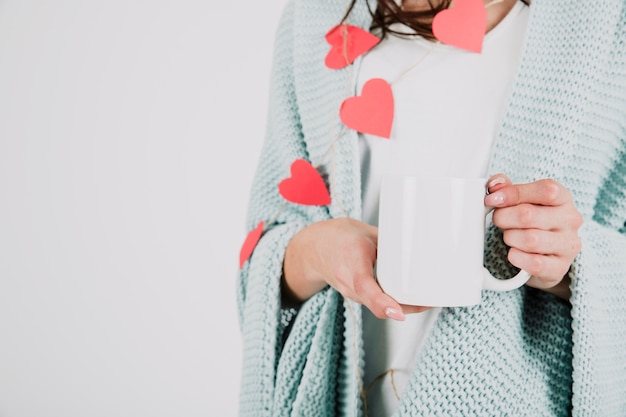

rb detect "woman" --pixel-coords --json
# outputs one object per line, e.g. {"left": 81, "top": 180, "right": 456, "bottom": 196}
{"left": 237, "top": 0, "right": 626, "bottom": 415}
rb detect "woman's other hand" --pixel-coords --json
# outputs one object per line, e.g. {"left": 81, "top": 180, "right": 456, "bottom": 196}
{"left": 484, "top": 174, "right": 583, "bottom": 299}
{"left": 283, "top": 217, "right": 428, "bottom": 320}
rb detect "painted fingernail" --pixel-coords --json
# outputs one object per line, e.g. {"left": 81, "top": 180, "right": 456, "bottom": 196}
{"left": 488, "top": 177, "right": 507, "bottom": 188}
{"left": 485, "top": 191, "right": 505, "bottom": 206}
{"left": 385, "top": 307, "right": 405, "bottom": 321}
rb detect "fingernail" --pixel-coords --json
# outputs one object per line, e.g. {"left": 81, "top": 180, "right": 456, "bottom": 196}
{"left": 488, "top": 177, "right": 506, "bottom": 188}
{"left": 485, "top": 191, "right": 505, "bottom": 206}
{"left": 385, "top": 307, "right": 405, "bottom": 321}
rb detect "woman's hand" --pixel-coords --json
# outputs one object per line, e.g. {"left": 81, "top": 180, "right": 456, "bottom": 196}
{"left": 484, "top": 174, "right": 583, "bottom": 299}
{"left": 283, "top": 217, "right": 428, "bottom": 320}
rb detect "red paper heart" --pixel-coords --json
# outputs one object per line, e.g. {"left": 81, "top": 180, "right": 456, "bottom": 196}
{"left": 432, "top": 0, "right": 487, "bottom": 53}
{"left": 340, "top": 78, "right": 394, "bottom": 139}
{"left": 325, "top": 24, "right": 380, "bottom": 69}
{"left": 239, "top": 221, "right": 264, "bottom": 269}
{"left": 278, "top": 159, "right": 331, "bottom": 206}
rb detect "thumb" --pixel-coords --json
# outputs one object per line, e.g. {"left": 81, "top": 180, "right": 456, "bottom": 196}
{"left": 354, "top": 274, "right": 406, "bottom": 321}
{"left": 486, "top": 173, "right": 511, "bottom": 194}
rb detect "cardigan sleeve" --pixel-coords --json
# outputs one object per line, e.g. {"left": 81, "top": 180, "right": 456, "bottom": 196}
{"left": 482, "top": 3, "right": 626, "bottom": 412}
{"left": 568, "top": 9, "right": 626, "bottom": 415}
{"left": 570, "top": 153, "right": 626, "bottom": 416}
{"left": 237, "top": 0, "right": 331, "bottom": 329}
{"left": 236, "top": 2, "right": 357, "bottom": 416}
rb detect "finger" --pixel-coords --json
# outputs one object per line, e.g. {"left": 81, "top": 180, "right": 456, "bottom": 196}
{"left": 492, "top": 203, "right": 583, "bottom": 231}
{"left": 507, "top": 248, "right": 573, "bottom": 287}
{"left": 485, "top": 179, "right": 572, "bottom": 208}
{"left": 486, "top": 173, "right": 512, "bottom": 193}
{"left": 352, "top": 273, "right": 405, "bottom": 321}
{"left": 502, "top": 228, "right": 582, "bottom": 257}
{"left": 400, "top": 304, "right": 433, "bottom": 314}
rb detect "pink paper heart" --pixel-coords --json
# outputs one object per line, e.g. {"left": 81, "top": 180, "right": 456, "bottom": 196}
{"left": 325, "top": 24, "right": 380, "bottom": 69}
{"left": 432, "top": 0, "right": 487, "bottom": 53}
{"left": 239, "top": 221, "right": 264, "bottom": 269}
{"left": 340, "top": 78, "right": 394, "bottom": 139}
{"left": 278, "top": 159, "right": 331, "bottom": 206}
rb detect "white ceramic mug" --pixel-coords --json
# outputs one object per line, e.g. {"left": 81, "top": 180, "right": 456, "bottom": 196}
{"left": 376, "top": 175, "right": 530, "bottom": 307}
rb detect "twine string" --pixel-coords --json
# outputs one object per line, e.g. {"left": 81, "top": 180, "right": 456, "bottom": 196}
{"left": 268, "top": 2, "right": 501, "bottom": 413}
{"left": 486, "top": 0, "right": 505, "bottom": 8}
{"left": 266, "top": 202, "right": 288, "bottom": 229}
{"left": 323, "top": 2, "right": 505, "bottom": 413}
{"left": 344, "top": 296, "right": 401, "bottom": 417}
{"left": 389, "top": 42, "right": 439, "bottom": 85}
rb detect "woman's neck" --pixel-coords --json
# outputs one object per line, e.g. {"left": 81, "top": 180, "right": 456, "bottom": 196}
{"left": 401, "top": 0, "right": 518, "bottom": 33}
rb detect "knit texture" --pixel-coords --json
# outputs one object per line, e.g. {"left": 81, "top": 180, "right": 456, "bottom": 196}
{"left": 237, "top": 0, "right": 626, "bottom": 416}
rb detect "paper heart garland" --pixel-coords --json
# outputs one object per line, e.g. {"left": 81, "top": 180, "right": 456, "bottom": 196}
{"left": 239, "top": 221, "right": 264, "bottom": 269}
{"left": 432, "top": 0, "right": 487, "bottom": 53}
{"left": 340, "top": 78, "right": 394, "bottom": 138}
{"left": 325, "top": 24, "right": 380, "bottom": 69}
{"left": 240, "top": 3, "right": 492, "bottom": 270}
{"left": 279, "top": 159, "right": 331, "bottom": 206}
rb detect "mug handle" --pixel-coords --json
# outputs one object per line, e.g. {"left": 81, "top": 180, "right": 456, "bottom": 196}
{"left": 481, "top": 206, "right": 531, "bottom": 292}
{"left": 482, "top": 268, "right": 530, "bottom": 291}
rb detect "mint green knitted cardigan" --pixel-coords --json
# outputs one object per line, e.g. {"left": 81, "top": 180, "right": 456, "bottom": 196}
{"left": 238, "top": 0, "right": 626, "bottom": 415}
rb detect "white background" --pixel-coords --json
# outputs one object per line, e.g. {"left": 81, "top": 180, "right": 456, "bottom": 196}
{"left": 0, "top": 0, "right": 288, "bottom": 415}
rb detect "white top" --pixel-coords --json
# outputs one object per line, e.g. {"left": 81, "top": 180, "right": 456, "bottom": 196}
{"left": 358, "top": 2, "right": 530, "bottom": 416}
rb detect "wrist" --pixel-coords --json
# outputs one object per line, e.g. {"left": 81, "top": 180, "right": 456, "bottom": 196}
{"left": 529, "top": 274, "right": 571, "bottom": 301}
{"left": 282, "top": 225, "right": 328, "bottom": 302}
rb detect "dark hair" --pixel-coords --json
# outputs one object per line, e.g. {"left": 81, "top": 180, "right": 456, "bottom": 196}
{"left": 341, "top": 0, "right": 530, "bottom": 40}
